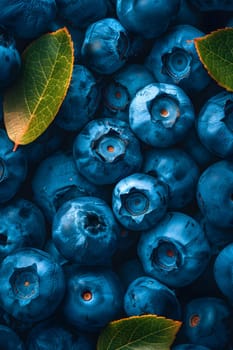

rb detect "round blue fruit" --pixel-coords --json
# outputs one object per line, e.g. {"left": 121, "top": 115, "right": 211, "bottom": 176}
{"left": 138, "top": 212, "right": 211, "bottom": 287}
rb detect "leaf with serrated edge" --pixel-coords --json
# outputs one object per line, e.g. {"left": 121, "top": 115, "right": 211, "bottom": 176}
{"left": 194, "top": 27, "right": 233, "bottom": 92}
{"left": 4, "top": 27, "right": 74, "bottom": 150}
{"left": 97, "top": 315, "right": 182, "bottom": 350}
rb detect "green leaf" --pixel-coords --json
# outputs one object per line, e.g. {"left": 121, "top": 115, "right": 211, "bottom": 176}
{"left": 194, "top": 28, "right": 233, "bottom": 92}
{"left": 97, "top": 315, "right": 182, "bottom": 350}
{"left": 3, "top": 27, "right": 74, "bottom": 150}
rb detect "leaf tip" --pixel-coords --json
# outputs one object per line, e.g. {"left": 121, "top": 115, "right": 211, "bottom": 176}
{"left": 13, "top": 143, "right": 18, "bottom": 152}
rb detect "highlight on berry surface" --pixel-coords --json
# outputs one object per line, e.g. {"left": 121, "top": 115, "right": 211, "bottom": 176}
{"left": 194, "top": 28, "right": 233, "bottom": 92}
{"left": 3, "top": 27, "right": 74, "bottom": 150}
{"left": 97, "top": 314, "right": 182, "bottom": 350}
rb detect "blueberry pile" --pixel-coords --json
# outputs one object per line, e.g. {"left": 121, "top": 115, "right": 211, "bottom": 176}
{"left": 1, "top": 1, "right": 233, "bottom": 349}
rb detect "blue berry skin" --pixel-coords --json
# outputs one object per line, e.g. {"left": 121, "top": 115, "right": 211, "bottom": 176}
{"left": 0, "top": 324, "right": 25, "bottom": 350}
{"left": 32, "top": 151, "right": 108, "bottom": 222}
{"left": 214, "top": 243, "right": 233, "bottom": 304}
{"left": 145, "top": 25, "right": 211, "bottom": 94}
{"left": 116, "top": 0, "right": 180, "bottom": 39}
{"left": 196, "top": 160, "right": 233, "bottom": 229}
{"left": 124, "top": 276, "right": 181, "bottom": 320}
{"left": 73, "top": 118, "right": 143, "bottom": 185}
{"left": 138, "top": 212, "right": 211, "bottom": 288}
{"left": 52, "top": 196, "right": 120, "bottom": 265}
{"left": 56, "top": 0, "right": 108, "bottom": 29}
{"left": 0, "top": 198, "right": 46, "bottom": 260}
{"left": 143, "top": 147, "right": 200, "bottom": 209}
{"left": 27, "top": 321, "right": 96, "bottom": 350}
{"left": 0, "top": 26, "right": 21, "bottom": 89}
{"left": 81, "top": 18, "right": 130, "bottom": 75}
{"left": 129, "top": 83, "right": 195, "bottom": 147}
{"left": 55, "top": 64, "right": 101, "bottom": 132}
{"left": 189, "top": 0, "right": 233, "bottom": 11}
{"left": 197, "top": 92, "right": 233, "bottom": 159}
{"left": 181, "top": 297, "right": 233, "bottom": 350}
{"left": 44, "top": 239, "right": 68, "bottom": 266}
{"left": 173, "top": 345, "right": 211, "bottom": 350}
{"left": 0, "top": 0, "right": 57, "bottom": 39}
{"left": 101, "top": 63, "right": 155, "bottom": 122}
{"left": 0, "top": 248, "right": 65, "bottom": 323}
{"left": 62, "top": 265, "right": 124, "bottom": 332}
{"left": 112, "top": 173, "right": 168, "bottom": 231}
{"left": 182, "top": 129, "right": 219, "bottom": 171}
{"left": 0, "top": 129, "right": 27, "bottom": 204}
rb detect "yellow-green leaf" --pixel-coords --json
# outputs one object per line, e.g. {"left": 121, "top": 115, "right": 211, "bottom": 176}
{"left": 3, "top": 27, "right": 74, "bottom": 149}
{"left": 97, "top": 315, "right": 182, "bottom": 350}
{"left": 194, "top": 28, "right": 233, "bottom": 91}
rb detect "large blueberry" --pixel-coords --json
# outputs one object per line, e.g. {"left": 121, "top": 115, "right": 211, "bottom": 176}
{"left": 73, "top": 118, "right": 143, "bottom": 185}
{"left": 101, "top": 63, "right": 155, "bottom": 122}
{"left": 0, "top": 198, "right": 47, "bottom": 260}
{"left": 0, "top": 324, "right": 25, "bottom": 350}
{"left": 129, "top": 83, "right": 195, "bottom": 147}
{"left": 81, "top": 18, "right": 130, "bottom": 74}
{"left": 0, "top": 248, "right": 65, "bottom": 323}
{"left": 112, "top": 173, "right": 168, "bottom": 231}
{"left": 62, "top": 265, "right": 124, "bottom": 331}
{"left": 32, "top": 150, "right": 108, "bottom": 222}
{"left": 145, "top": 25, "right": 211, "bottom": 94}
{"left": 214, "top": 242, "right": 233, "bottom": 304}
{"left": 0, "top": 0, "right": 57, "bottom": 39}
{"left": 116, "top": 0, "right": 180, "bottom": 39}
{"left": 138, "top": 212, "right": 211, "bottom": 287}
{"left": 143, "top": 147, "right": 200, "bottom": 209}
{"left": 52, "top": 196, "right": 120, "bottom": 265}
{"left": 196, "top": 160, "right": 233, "bottom": 228}
{"left": 0, "top": 129, "right": 27, "bottom": 204}
{"left": 181, "top": 297, "right": 233, "bottom": 349}
{"left": 55, "top": 64, "right": 101, "bottom": 132}
{"left": 197, "top": 92, "right": 233, "bottom": 159}
{"left": 124, "top": 276, "right": 181, "bottom": 320}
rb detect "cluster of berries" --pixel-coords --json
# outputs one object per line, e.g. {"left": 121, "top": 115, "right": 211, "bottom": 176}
{"left": 0, "top": 0, "right": 233, "bottom": 349}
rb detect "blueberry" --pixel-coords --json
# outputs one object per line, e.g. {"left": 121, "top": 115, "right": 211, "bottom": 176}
{"left": 129, "top": 83, "right": 195, "bottom": 147}
{"left": 56, "top": 0, "right": 108, "bottom": 29}
{"left": 52, "top": 196, "right": 120, "bottom": 265}
{"left": 101, "top": 63, "right": 155, "bottom": 122}
{"left": 138, "top": 212, "right": 211, "bottom": 287}
{"left": 62, "top": 265, "right": 124, "bottom": 331}
{"left": 81, "top": 18, "right": 130, "bottom": 74}
{"left": 214, "top": 242, "right": 233, "bottom": 304}
{"left": 116, "top": 0, "right": 180, "bottom": 39}
{"left": 0, "top": 26, "right": 21, "bottom": 89}
{"left": 197, "top": 92, "right": 233, "bottom": 159}
{"left": 0, "top": 198, "right": 46, "bottom": 259}
{"left": 73, "top": 118, "right": 143, "bottom": 185}
{"left": 32, "top": 150, "right": 108, "bottom": 222}
{"left": 196, "top": 160, "right": 233, "bottom": 229}
{"left": 0, "top": 324, "right": 25, "bottom": 350}
{"left": 143, "top": 147, "right": 200, "bottom": 209}
{"left": 55, "top": 64, "right": 101, "bottom": 132}
{"left": 0, "top": 248, "right": 65, "bottom": 323}
{"left": 124, "top": 276, "right": 181, "bottom": 320}
{"left": 27, "top": 320, "right": 96, "bottom": 350}
{"left": 0, "top": 0, "right": 57, "bottom": 39}
{"left": 145, "top": 25, "right": 211, "bottom": 94}
{"left": 181, "top": 297, "right": 233, "bottom": 349}
{"left": 0, "top": 129, "right": 27, "bottom": 204}
{"left": 112, "top": 173, "right": 168, "bottom": 231}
